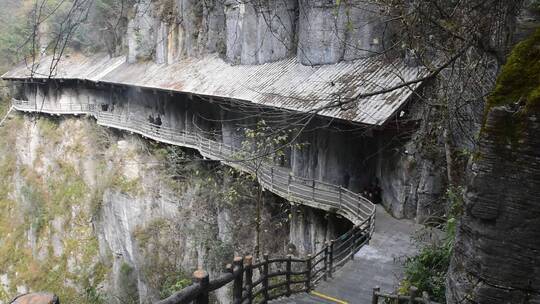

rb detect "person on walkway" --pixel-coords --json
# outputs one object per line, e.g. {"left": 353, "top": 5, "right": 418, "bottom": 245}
{"left": 155, "top": 114, "right": 162, "bottom": 135}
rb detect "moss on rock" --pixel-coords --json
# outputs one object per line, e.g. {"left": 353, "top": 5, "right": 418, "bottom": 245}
{"left": 488, "top": 28, "right": 540, "bottom": 112}
{"left": 481, "top": 28, "right": 540, "bottom": 150}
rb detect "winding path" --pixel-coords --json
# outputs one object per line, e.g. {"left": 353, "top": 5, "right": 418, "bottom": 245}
{"left": 273, "top": 205, "right": 420, "bottom": 303}
{"left": 11, "top": 99, "right": 385, "bottom": 303}
{"left": 11, "top": 99, "right": 375, "bottom": 227}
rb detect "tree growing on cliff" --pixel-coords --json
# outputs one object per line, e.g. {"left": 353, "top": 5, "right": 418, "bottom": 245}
{"left": 235, "top": 119, "right": 298, "bottom": 257}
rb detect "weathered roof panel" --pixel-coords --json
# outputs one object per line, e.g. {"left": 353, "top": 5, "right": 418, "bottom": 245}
{"left": 2, "top": 53, "right": 424, "bottom": 125}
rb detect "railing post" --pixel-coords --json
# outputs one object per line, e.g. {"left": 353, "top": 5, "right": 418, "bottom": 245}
{"left": 233, "top": 256, "right": 244, "bottom": 304}
{"left": 262, "top": 254, "right": 270, "bottom": 303}
{"left": 245, "top": 256, "right": 253, "bottom": 304}
{"left": 312, "top": 180, "right": 316, "bottom": 202}
{"left": 422, "top": 291, "right": 430, "bottom": 304}
{"left": 193, "top": 269, "right": 209, "bottom": 304}
{"left": 323, "top": 245, "right": 329, "bottom": 281}
{"left": 271, "top": 168, "right": 274, "bottom": 191}
{"left": 409, "top": 286, "right": 419, "bottom": 304}
{"left": 371, "top": 286, "right": 380, "bottom": 304}
{"left": 350, "top": 226, "right": 357, "bottom": 260}
{"left": 286, "top": 254, "right": 292, "bottom": 297}
{"left": 287, "top": 174, "right": 292, "bottom": 197}
{"left": 305, "top": 254, "right": 312, "bottom": 292}
{"left": 328, "top": 240, "right": 335, "bottom": 278}
{"left": 338, "top": 186, "right": 343, "bottom": 210}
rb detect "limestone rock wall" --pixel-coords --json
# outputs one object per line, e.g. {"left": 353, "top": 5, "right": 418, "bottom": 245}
{"left": 0, "top": 112, "right": 291, "bottom": 304}
{"left": 297, "top": 0, "right": 392, "bottom": 65}
{"left": 375, "top": 95, "right": 448, "bottom": 221}
{"left": 446, "top": 104, "right": 540, "bottom": 303}
{"left": 446, "top": 26, "right": 540, "bottom": 303}
{"left": 289, "top": 204, "right": 352, "bottom": 255}
{"left": 126, "top": 0, "right": 394, "bottom": 65}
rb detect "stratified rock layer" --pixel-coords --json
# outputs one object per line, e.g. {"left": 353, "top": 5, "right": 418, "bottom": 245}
{"left": 447, "top": 104, "right": 540, "bottom": 303}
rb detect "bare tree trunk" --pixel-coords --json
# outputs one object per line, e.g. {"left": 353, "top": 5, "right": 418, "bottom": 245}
{"left": 443, "top": 128, "right": 455, "bottom": 187}
{"left": 254, "top": 182, "right": 263, "bottom": 258}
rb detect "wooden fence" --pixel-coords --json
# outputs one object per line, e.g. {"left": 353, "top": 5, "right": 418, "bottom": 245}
{"left": 12, "top": 99, "right": 377, "bottom": 303}
{"left": 157, "top": 221, "right": 372, "bottom": 304}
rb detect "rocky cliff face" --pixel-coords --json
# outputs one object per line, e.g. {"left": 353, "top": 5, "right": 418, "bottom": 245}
{"left": 0, "top": 113, "right": 303, "bottom": 303}
{"left": 446, "top": 28, "right": 540, "bottom": 304}
{"left": 126, "top": 0, "right": 392, "bottom": 65}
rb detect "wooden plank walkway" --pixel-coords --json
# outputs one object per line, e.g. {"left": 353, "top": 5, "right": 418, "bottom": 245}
{"left": 272, "top": 206, "right": 421, "bottom": 304}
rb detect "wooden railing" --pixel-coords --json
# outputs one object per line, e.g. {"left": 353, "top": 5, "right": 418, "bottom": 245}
{"left": 157, "top": 222, "right": 372, "bottom": 304}
{"left": 12, "top": 99, "right": 377, "bottom": 303}
{"left": 371, "top": 286, "right": 441, "bottom": 304}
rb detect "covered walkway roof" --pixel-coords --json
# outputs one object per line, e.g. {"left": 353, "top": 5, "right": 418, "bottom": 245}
{"left": 2, "top": 53, "right": 424, "bottom": 126}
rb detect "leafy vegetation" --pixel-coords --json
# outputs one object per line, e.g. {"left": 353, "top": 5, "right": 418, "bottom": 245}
{"left": 118, "top": 262, "right": 139, "bottom": 304}
{"left": 399, "top": 187, "right": 463, "bottom": 303}
{"left": 133, "top": 218, "right": 192, "bottom": 300}
{"left": 159, "top": 273, "right": 192, "bottom": 299}
{"left": 0, "top": 0, "right": 33, "bottom": 73}
{"left": 0, "top": 116, "right": 109, "bottom": 303}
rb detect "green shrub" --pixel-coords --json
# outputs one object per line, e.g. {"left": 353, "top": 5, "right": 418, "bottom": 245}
{"left": 112, "top": 175, "right": 142, "bottom": 195}
{"left": 159, "top": 274, "right": 192, "bottom": 299}
{"left": 399, "top": 187, "right": 462, "bottom": 303}
{"left": 119, "top": 262, "right": 140, "bottom": 304}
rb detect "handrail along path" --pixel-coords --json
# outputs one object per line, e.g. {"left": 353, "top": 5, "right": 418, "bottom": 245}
{"left": 12, "top": 99, "right": 377, "bottom": 304}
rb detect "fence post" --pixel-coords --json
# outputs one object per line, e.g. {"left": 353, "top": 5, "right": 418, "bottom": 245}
{"left": 371, "top": 286, "right": 380, "bottom": 304}
{"left": 233, "top": 257, "right": 244, "bottom": 304}
{"left": 287, "top": 174, "right": 292, "bottom": 197}
{"left": 323, "top": 245, "right": 329, "bottom": 281}
{"left": 312, "top": 180, "right": 316, "bottom": 202}
{"left": 286, "top": 254, "right": 292, "bottom": 297}
{"left": 305, "top": 254, "right": 312, "bottom": 292}
{"left": 422, "top": 291, "right": 430, "bottom": 304}
{"left": 193, "top": 270, "right": 209, "bottom": 304}
{"left": 245, "top": 256, "right": 253, "bottom": 304}
{"left": 409, "top": 286, "right": 419, "bottom": 304}
{"left": 271, "top": 168, "right": 274, "bottom": 191}
{"left": 328, "top": 240, "right": 335, "bottom": 278}
{"left": 350, "top": 227, "right": 357, "bottom": 260}
{"left": 262, "top": 254, "right": 270, "bottom": 303}
{"left": 338, "top": 186, "right": 343, "bottom": 210}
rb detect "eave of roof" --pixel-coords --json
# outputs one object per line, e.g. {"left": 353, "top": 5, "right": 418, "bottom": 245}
{"left": 2, "top": 53, "right": 425, "bottom": 126}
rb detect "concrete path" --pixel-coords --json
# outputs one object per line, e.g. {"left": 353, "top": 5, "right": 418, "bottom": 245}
{"left": 273, "top": 206, "right": 421, "bottom": 304}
